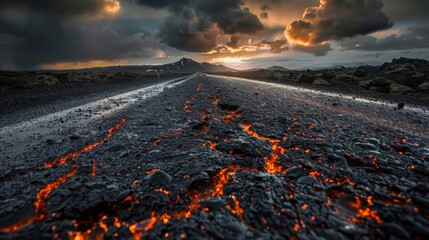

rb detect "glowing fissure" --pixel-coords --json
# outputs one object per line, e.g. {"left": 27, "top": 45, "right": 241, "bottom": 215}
{"left": 148, "top": 131, "right": 183, "bottom": 151}
{"left": 129, "top": 166, "right": 242, "bottom": 237}
{"left": 45, "top": 118, "right": 127, "bottom": 168}
{"left": 2, "top": 119, "right": 127, "bottom": 234}
{"left": 1, "top": 169, "right": 77, "bottom": 233}
{"left": 241, "top": 123, "right": 285, "bottom": 174}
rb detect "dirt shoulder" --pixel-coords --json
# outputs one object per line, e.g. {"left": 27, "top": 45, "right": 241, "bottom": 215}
{"left": 213, "top": 57, "right": 429, "bottom": 108}
{"left": 0, "top": 71, "right": 189, "bottom": 127}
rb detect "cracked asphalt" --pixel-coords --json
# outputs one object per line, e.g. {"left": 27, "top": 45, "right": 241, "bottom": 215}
{"left": 1, "top": 74, "right": 428, "bottom": 240}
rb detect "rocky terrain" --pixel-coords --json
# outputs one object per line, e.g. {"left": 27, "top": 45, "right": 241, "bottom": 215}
{"left": 0, "top": 71, "right": 187, "bottom": 128}
{"left": 216, "top": 58, "right": 429, "bottom": 106}
{"left": 0, "top": 74, "right": 428, "bottom": 239}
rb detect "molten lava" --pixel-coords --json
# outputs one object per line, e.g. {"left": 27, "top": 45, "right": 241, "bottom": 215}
{"left": 91, "top": 162, "right": 97, "bottom": 177}
{"left": 241, "top": 123, "right": 285, "bottom": 174}
{"left": 45, "top": 118, "right": 127, "bottom": 168}
{"left": 148, "top": 131, "right": 183, "bottom": 150}
{"left": 350, "top": 196, "right": 383, "bottom": 223}
{"left": 129, "top": 166, "right": 241, "bottom": 238}
{"left": 222, "top": 111, "right": 241, "bottom": 124}
{"left": 1, "top": 169, "right": 77, "bottom": 233}
{"left": 196, "top": 82, "right": 203, "bottom": 92}
{"left": 184, "top": 96, "right": 196, "bottom": 113}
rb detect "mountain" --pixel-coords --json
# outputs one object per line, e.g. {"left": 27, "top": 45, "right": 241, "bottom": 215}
{"left": 266, "top": 66, "right": 290, "bottom": 71}
{"left": 79, "top": 58, "right": 237, "bottom": 73}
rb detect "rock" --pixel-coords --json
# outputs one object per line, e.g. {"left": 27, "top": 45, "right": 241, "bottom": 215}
{"left": 224, "top": 222, "right": 247, "bottom": 236}
{"left": 312, "top": 79, "right": 330, "bottom": 86}
{"left": 366, "top": 138, "right": 380, "bottom": 145}
{"left": 335, "top": 74, "right": 359, "bottom": 82}
{"left": 69, "top": 134, "right": 80, "bottom": 141}
{"left": 296, "top": 176, "right": 319, "bottom": 186}
{"left": 417, "top": 81, "right": 429, "bottom": 90}
{"left": 354, "top": 142, "right": 378, "bottom": 151}
{"left": 354, "top": 69, "right": 368, "bottom": 77}
{"left": 385, "top": 66, "right": 410, "bottom": 75}
{"left": 166, "top": 107, "right": 172, "bottom": 111}
{"left": 106, "top": 144, "right": 124, "bottom": 152}
{"left": 319, "top": 229, "right": 347, "bottom": 240}
{"left": 286, "top": 166, "right": 308, "bottom": 179}
{"left": 273, "top": 72, "right": 285, "bottom": 79}
{"left": 25, "top": 75, "right": 59, "bottom": 87}
{"left": 389, "top": 83, "right": 412, "bottom": 94}
{"left": 412, "top": 72, "right": 425, "bottom": 79}
{"left": 144, "top": 170, "right": 172, "bottom": 186}
{"left": 359, "top": 80, "right": 373, "bottom": 89}
{"left": 379, "top": 223, "right": 411, "bottom": 240}
{"left": 200, "top": 197, "right": 225, "bottom": 211}
{"left": 397, "top": 102, "right": 405, "bottom": 109}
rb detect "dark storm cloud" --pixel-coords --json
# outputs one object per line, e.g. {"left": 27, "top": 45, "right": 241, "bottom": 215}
{"left": 260, "top": 39, "right": 289, "bottom": 53}
{"left": 157, "top": 8, "right": 218, "bottom": 52}
{"left": 0, "top": 8, "right": 161, "bottom": 68}
{"left": 292, "top": 43, "right": 331, "bottom": 56}
{"left": 0, "top": 0, "right": 119, "bottom": 16}
{"left": 136, "top": 0, "right": 263, "bottom": 52}
{"left": 286, "top": 0, "right": 392, "bottom": 45}
{"left": 226, "top": 36, "right": 241, "bottom": 49}
{"left": 339, "top": 26, "right": 429, "bottom": 51}
{"left": 382, "top": 0, "right": 429, "bottom": 24}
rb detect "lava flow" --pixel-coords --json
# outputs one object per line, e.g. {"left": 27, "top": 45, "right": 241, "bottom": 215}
{"left": 1, "top": 169, "right": 77, "bottom": 233}
{"left": 45, "top": 118, "right": 127, "bottom": 168}
{"left": 184, "top": 82, "right": 204, "bottom": 113}
{"left": 241, "top": 123, "right": 285, "bottom": 174}
{"left": 350, "top": 196, "right": 383, "bottom": 224}
{"left": 129, "top": 166, "right": 242, "bottom": 238}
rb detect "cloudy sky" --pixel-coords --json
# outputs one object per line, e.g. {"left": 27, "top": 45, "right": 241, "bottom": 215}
{"left": 1, "top": 0, "right": 428, "bottom": 70}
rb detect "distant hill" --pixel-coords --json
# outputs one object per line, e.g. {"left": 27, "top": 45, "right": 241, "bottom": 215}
{"left": 77, "top": 58, "right": 237, "bottom": 73}
{"left": 266, "top": 66, "right": 290, "bottom": 71}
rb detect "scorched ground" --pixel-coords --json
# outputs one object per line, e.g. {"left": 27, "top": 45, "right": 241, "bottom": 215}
{"left": 1, "top": 74, "right": 429, "bottom": 239}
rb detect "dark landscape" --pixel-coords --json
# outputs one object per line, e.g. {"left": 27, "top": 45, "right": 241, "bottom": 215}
{"left": 1, "top": 0, "right": 429, "bottom": 239}
{"left": 1, "top": 58, "right": 429, "bottom": 239}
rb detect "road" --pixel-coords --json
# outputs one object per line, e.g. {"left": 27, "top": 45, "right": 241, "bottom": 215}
{"left": 1, "top": 74, "right": 428, "bottom": 239}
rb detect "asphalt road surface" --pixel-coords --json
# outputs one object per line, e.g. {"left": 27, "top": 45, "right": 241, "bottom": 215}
{"left": 1, "top": 74, "right": 428, "bottom": 239}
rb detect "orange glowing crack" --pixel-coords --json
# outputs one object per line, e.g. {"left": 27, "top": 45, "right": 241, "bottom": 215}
{"left": 148, "top": 131, "right": 183, "bottom": 150}
{"left": 241, "top": 123, "right": 285, "bottom": 174}
{"left": 196, "top": 82, "right": 203, "bottom": 92}
{"left": 294, "top": 131, "right": 327, "bottom": 141}
{"left": 91, "top": 162, "right": 97, "bottom": 178}
{"left": 68, "top": 198, "right": 133, "bottom": 239}
{"left": 222, "top": 111, "right": 241, "bottom": 124}
{"left": 1, "top": 169, "right": 77, "bottom": 233}
{"left": 184, "top": 96, "right": 196, "bottom": 113}
{"left": 226, "top": 195, "right": 245, "bottom": 222}
{"left": 212, "top": 96, "right": 220, "bottom": 105}
{"left": 45, "top": 118, "right": 127, "bottom": 168}
{"left": 129, "top": 166, "right": 242, "bottom": 237}
{"left": 209, "top": 141, "right": 217, "bottom": 150}
{"left": 350, "top": 196, "right": 383, "bottom": 223}
{"left": 183, "top": 82, "right": 203, "bottom": 113}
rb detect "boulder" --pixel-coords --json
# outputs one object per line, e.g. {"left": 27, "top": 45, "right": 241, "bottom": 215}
{"left": 417, "top": 81, "right": 429, "bottom": 90}
{"left": 312, "top": 79, "right": 330, "bottom": 86}
{"left": 25, "top": 75, "right": 59, "bottom": 87}
{"left": 389, "top": 83, "right": 413, "bottom": 94}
